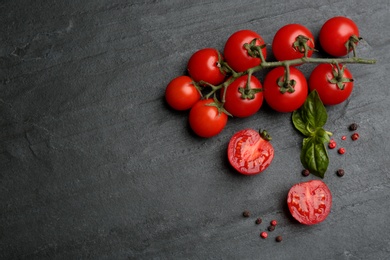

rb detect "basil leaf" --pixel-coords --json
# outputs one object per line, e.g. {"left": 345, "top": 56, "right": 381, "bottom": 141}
{"left": 301, "top": 90, "right": 327, "bottom": 128}
{"left": 300, "top": 136, "right": 329, "bottom": 178}
{"left": 314, "top": 127, "right": 331, "bottom": 144}
{"left": 292, "top": 110, "right": 311, "bottom": 136}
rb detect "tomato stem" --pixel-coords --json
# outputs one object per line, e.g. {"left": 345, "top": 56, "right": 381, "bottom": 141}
{"left": 197, "top": 54, "right": 375, "bottom": 106}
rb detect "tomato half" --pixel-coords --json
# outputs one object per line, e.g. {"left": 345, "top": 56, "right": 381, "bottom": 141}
{"left": 223, "top": 30, "right": 267, "bottom": 72}
{"left": 319, "top": 16, "right": 359, "bottom": 57}
{"left": 263, "top": 66, "right": 308, "bottom": 112}
{"left": 165, "top": 76, "right": 201, "bottom": 110}
{"left": 227, "top": 129, "right": 274, "bottom": 175}
{"left": 287, "top": 180, "right": 332, "bottom": 225}
{"left": 189, "top": 99, "right": 228, "bottom": 138}
{"left": 187, "top": 48, "right": 226, "bottom": 85}
{"left": 309, "top": 63, "right": 354, "bottom": 105}
{"left": 272, "top": 24, "right": 315, "bottom": 62}
{"left": 221, "top": 75, "right": 263, "bottom": 118}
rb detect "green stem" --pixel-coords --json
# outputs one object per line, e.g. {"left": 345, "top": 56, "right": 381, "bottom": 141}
{"left": 256, "top": 56, "right": 376, "bottom": 72}
{"left": 201, "top": 56, "right": 376, "bottom": 101}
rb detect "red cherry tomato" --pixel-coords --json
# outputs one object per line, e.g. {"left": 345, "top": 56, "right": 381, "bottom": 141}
{"left": 221, "top": 75, "right": 263, "bottom": 118}
{"left": 272, "top": 24, "right": 315, "bottom": 62}
{"left": 319, "top": 16, "right": 359, "bottom": 57}
{"left": 227, "top": 129, "right": 274, "bottom": 175}
{"left": 165, "top": 76, "right": 201, "bottom": 110}
{"left": 287, "top": 180, "right": 332, "bottom": 225}
{"left": 223, "top": 30, "right": 267, "bottom": 72}
{"left": 309, "top": 63, "right": 354, "bottom": 105}
{"left": 263, "top": 66, "right": 308, "bottom": 112}
{"left": 189, "top": 99, "right": 228, "bottom": 138}
{"left": 187, "top": 48, "right": 226, "bottom": 85}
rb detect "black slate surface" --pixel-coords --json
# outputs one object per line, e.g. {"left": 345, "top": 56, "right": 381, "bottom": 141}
{"left": 1, "top": 1, "right": 390, "bottom": 259}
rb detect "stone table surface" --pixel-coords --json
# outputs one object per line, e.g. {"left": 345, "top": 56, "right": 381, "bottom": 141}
{"left": 1, "top": 0, "right": 390, "bottom": 259}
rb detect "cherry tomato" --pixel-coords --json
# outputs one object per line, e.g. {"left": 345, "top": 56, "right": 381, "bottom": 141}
{"left": 287, "top": 180, "right": 332, "bottom": 225}
{"left": 165, "top": 76, "right": 201, "bottom": 110}
{"left": 319, "top": 16, "right": 359, "bottom": 57}
{"left": 272, "top": 24, "right": 315, "bottom": 61}
{"left": 309, "top": 63, "right": 354, "bottom": 105}
{"left": 227, "top": 129, "right": 274, "bottom": 175}
{"left": 187, "top": 48, "right": 226, "bottom": 85}
{"left": 263, "top": 66, "right": 308, "bottom": 112}
{"left": 189, "top": 99, "right": 228, "bottom": 138}
{"left": 223, "top": 30, "right": 267, "bottom": 72}
{"left": 221, "top": 75, "right": 263, "bottom": 118}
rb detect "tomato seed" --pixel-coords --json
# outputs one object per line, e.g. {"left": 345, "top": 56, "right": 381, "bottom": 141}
{"left": 242, "top": 210, "right": 250, "bottom": 218}
{"left": 338, "top": 148, "right": 345, "bottom": 154}
{"left": 351, "top": 132, "right": 360, "bottom": 141}
{"left": 270, "top": 220, "right": 277, "bottom": 226}
{"left": 260, "top": 231, "right": 268, "bottom": 239}
{"left": 302, "top": 169, "right": 310, "bottom": 177}
{"left": 336, "top": 169, "right": 345, "bottom": 177}
{"left": 275, "top": 236, "right": 283, "bottom": 242}
{"left": 349, "top": 123, "right": 358, "bottom": 131}
{"left": 255, "top": 218, "right": 262, "bottom": 225}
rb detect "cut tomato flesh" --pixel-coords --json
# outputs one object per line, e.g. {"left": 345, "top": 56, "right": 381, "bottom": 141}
{"left": 228, "top": 129, "right": 274, "bottom": 175}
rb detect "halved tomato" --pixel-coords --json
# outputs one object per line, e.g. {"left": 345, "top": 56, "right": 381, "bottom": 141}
{"left": 287, "top": 180, "right": 332, "bottom": 225}
{"left": 227, "top": 129, "right": 274, "bottom": 175}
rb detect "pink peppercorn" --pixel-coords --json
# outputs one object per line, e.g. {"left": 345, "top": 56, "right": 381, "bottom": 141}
{"left": 260, "top": 231, "right": 268, "bottom": 239}
{"left": 328, "top": 141, "right": 337, "bottom": 149}
{"left": 338, "top": 148, "right": 346, "bottom": 154}
{"left": 341, "top": 135, "right": 347, "bottom": 140}
{"left": 270, "top": 220, "right": 277, "bottom": 226}
{"left": 351, "top": 133, "right": 360, "bottom": 141}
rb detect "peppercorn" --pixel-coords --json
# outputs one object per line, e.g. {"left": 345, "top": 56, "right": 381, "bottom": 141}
{"left": 268, "top": 225, "right": 275, "bottom": 232}
{"left": 328, "top": 140, "right": 336, "bottom": 149}
{"left": 255, "top": 218, "right": 262, "bottom": 225}
{"left": 349, "top": 123, "right": 358, "bottom": 131}
{"left": 351, "top": 132, "right": 360, "bottom": 141}
{"left": 270, "top": 220, "right": 277, "bottom": 226}
{"left": 275, "top": 235, "right": 283, "bottom": 242}
{"left": 338, "top": 148, "right": 346, "bottom": 154}
{"left": 341, "top": 135, "right": 347, "bottom": 140}
{"left": 242, "top": 210, "right": 250, "bottom": 218}
{"left": 302, "top": 169, "right": 310, "bottom": 177}
{"left": 336, "top": 169, "right": 345, "bottom": 177}
{"left": 260, "top": 231, "right": 268, "bottom": 239}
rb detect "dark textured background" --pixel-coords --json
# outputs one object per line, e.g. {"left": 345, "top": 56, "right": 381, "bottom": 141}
{"left": 1, "top": 0, "right": 390, "bottom": 259}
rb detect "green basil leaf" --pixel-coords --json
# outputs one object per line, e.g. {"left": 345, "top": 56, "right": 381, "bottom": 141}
{"left": 301, "top": 90, "right": 327, "bottom": 128}
{"left": 314, "top": 127, "right": 331, "bottom": 144}
{"left": 292, "top": 110, "right": 311, "bottom": 136}
{"left": 300, "top": 136, "right": 329, "bottom": 178}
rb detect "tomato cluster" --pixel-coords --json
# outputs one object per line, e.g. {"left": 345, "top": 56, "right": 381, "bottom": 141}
{"left": 165, "top": 16, "right": 361, "bottom": 138}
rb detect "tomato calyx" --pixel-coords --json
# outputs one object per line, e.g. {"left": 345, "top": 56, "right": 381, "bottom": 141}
{"left": 237, "top": 72, "right": 263, "bottom": 100}
{"left": 243, "top": 38, "right": 267, "bottom": 62}
{"left": 205, "top": 96, "right": 233, "bottom": 117}
{"left": 327, "top": 63, "right": 354, "bottom": 90}
{"left": 345, "top": 35, "right": 362, "bottom": 57}
{"left": 238, "top": 87, "right": 262, "bottom": 99}
{"left": 259, "top": 129, "right": 272, "bottom": 141}
{"left": 277, "top": 66, "right": 296, "bottom": 94}
{"left": 292, "top": 35, "right": 316, "bottom": 57}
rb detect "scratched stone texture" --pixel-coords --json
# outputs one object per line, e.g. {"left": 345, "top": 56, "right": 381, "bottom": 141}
{"left": 1, "top": 0, "right": 390, "bottom": 259}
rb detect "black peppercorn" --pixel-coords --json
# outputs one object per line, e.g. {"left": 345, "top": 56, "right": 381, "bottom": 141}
{"left": 275, "top": 235, "right": 283, "bottom": 242}
{"left": 336, "top": 169, "right": 345, "bottom": 177}
{"left": 349, "top": 123, "right": 358, "bottom": 131}
{"left": 268, "top": 225, "right": 275, "bottom": 232}
{"left": 302, "top": 169, "right": 310, "bottom": 177}
{"left": 242, "top": 210, "right": 250, "bottom": 218}
{"left": 255, "top": 218, "right": 262, "bottom": 224}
